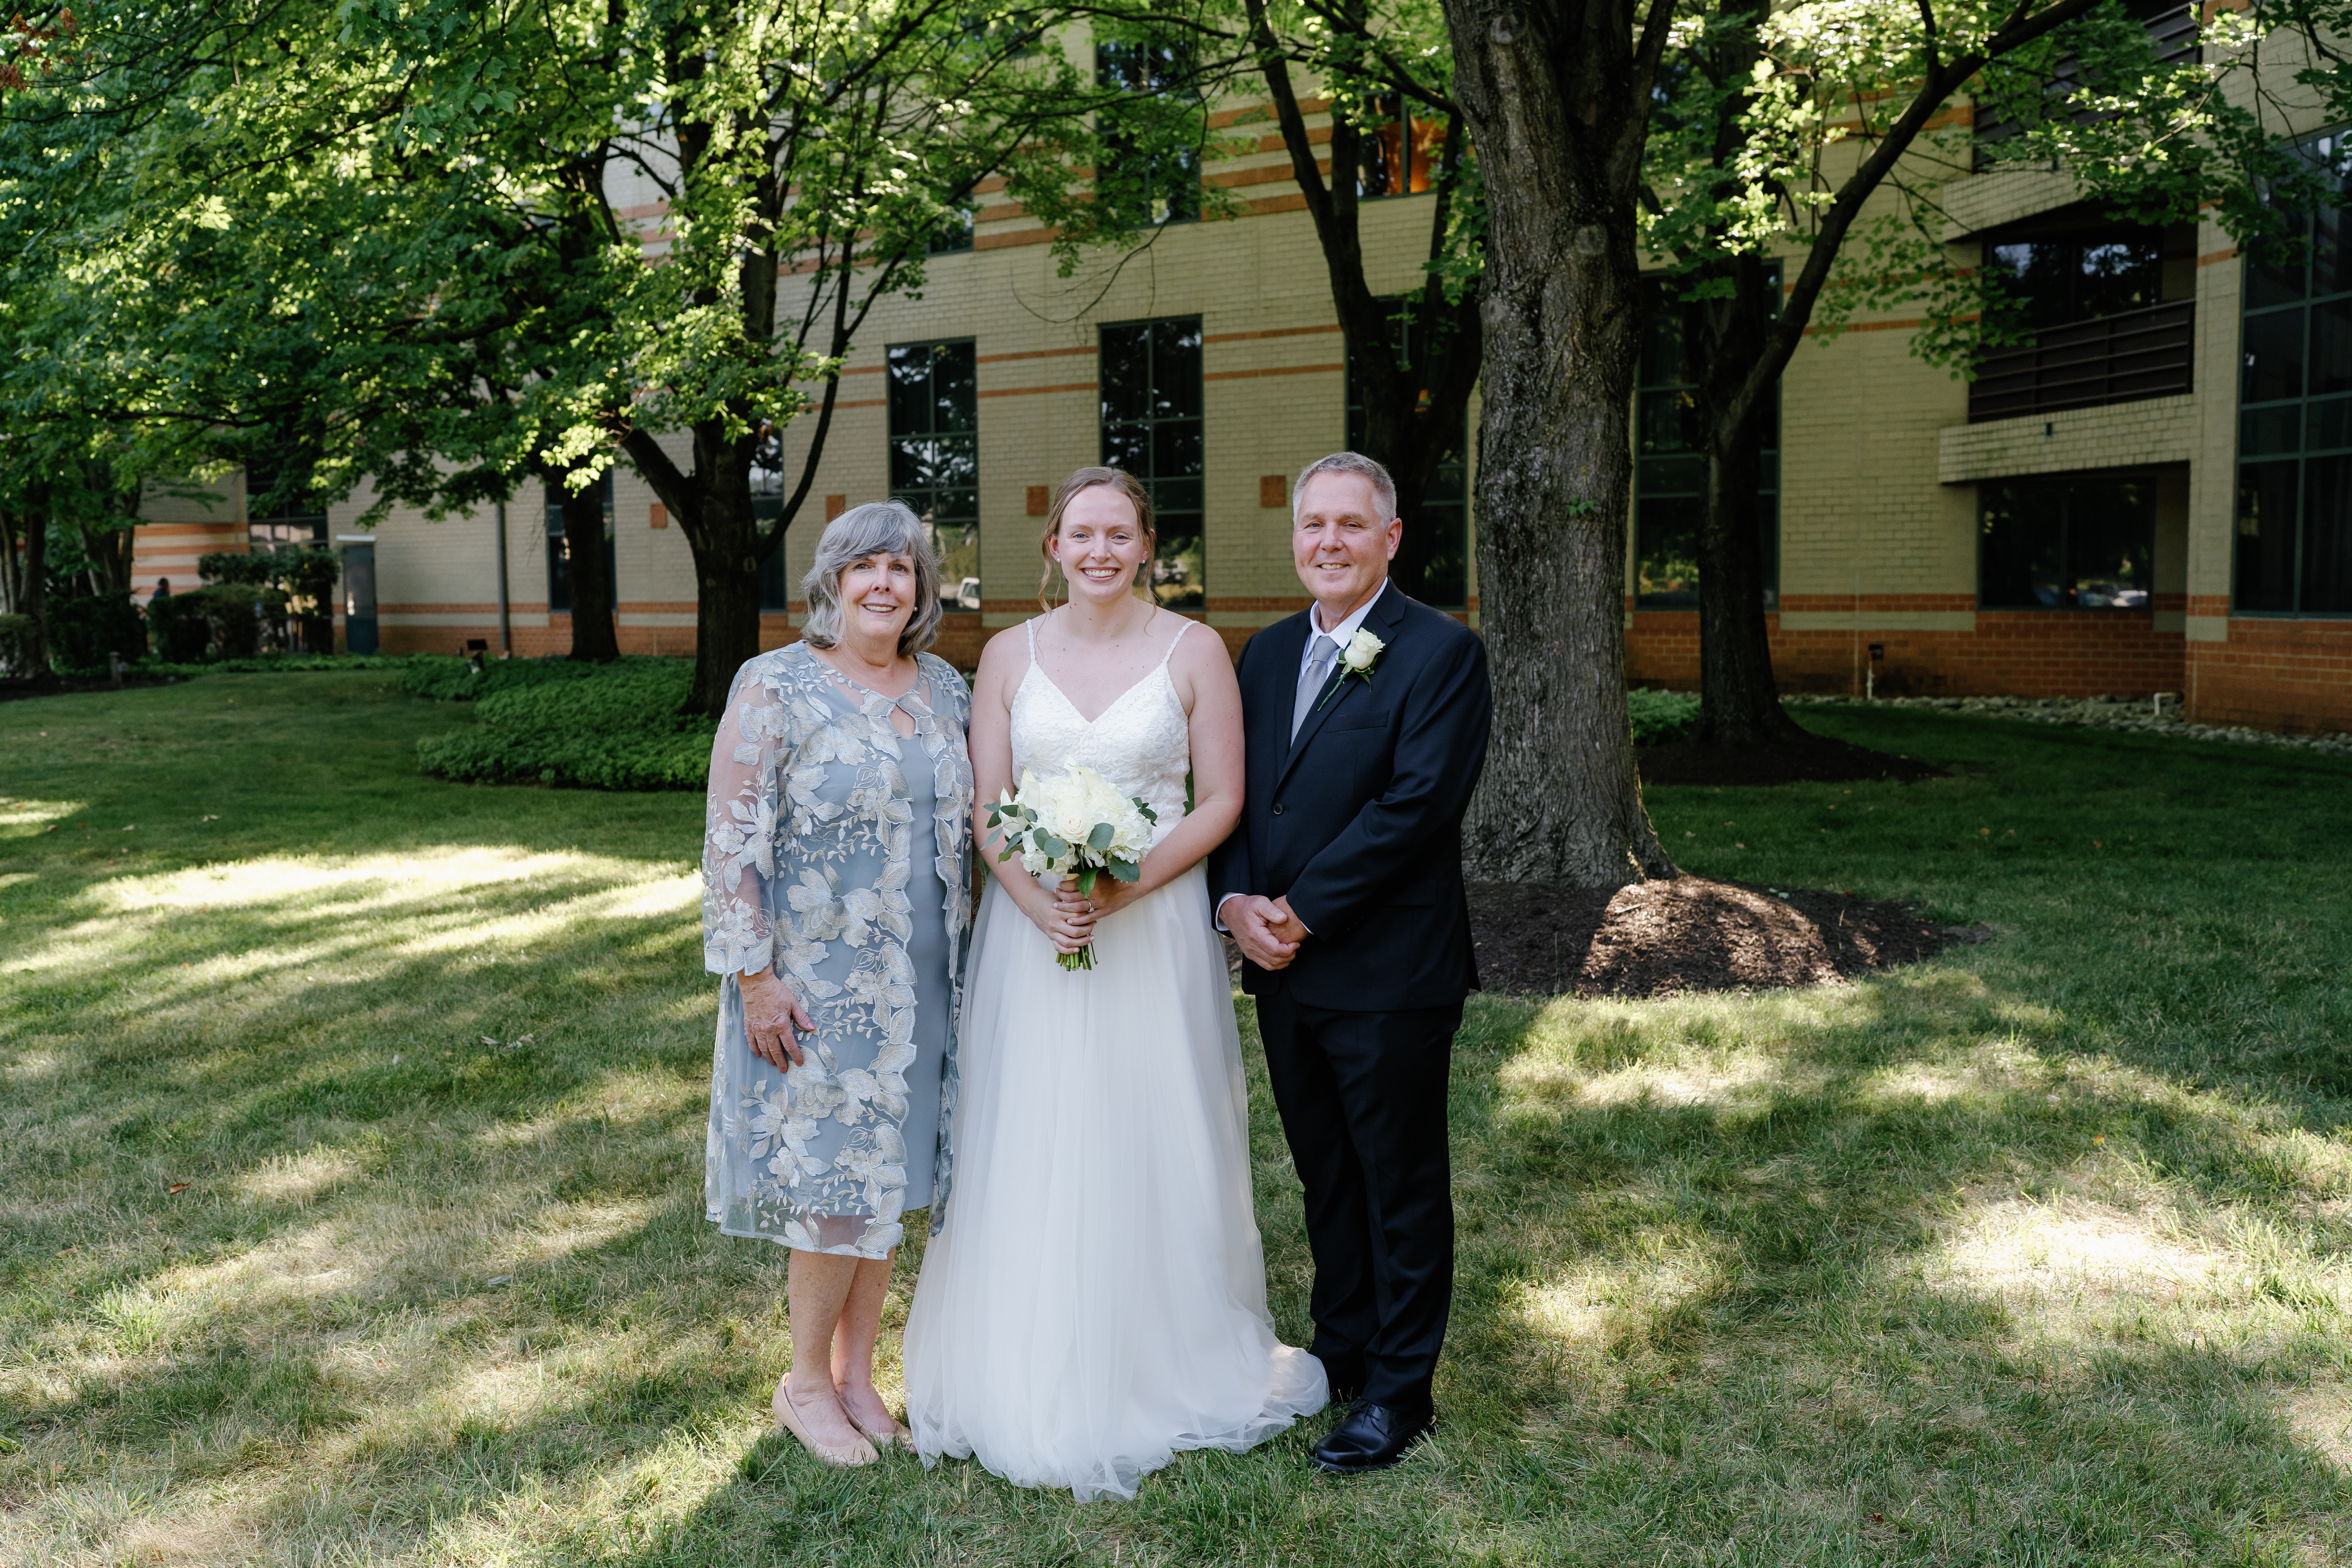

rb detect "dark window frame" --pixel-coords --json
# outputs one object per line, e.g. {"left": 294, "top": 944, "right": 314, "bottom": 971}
{"left": 888, "top": 338, "right": 982, "bottom": 612}
{"left": 2234, "top": 127, "right": 2352, "bottom": 619}
{"left": 1977, "top": 472, "right": 2161, "bottom": 611}
{"left": 245, "top": 446, "right": 329, "bottom": 548}
{"left": 1343, "top": 302, "right": 1470, "bottom": 609}
{"left": 1094, "top": 38, "right": 1202, "bottom": 229}
{"left": 1098, "top": 316, "right": 1205, "bottom": 612}
{"left": 1354, "top": 91, "right": 1443, "bottom": 201}
{"left": 1632, "top": 272, "right": 1781, "bottom": 610}
{"left": 544, "top": 472, "right": 616, "bottom": 615}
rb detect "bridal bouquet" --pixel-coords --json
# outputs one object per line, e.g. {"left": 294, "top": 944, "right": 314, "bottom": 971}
{"left": 985, "top": 765, "right": 1158, "bottom": 971}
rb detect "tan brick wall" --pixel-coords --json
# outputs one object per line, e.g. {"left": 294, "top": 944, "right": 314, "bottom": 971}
{"left": 143, "top": 46, "right": 2348, "bottom": 734}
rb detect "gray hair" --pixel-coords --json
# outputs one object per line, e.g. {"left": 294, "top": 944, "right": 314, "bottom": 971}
{"left": 1291, "top": 451, "right": 1399, "bottom": 525}
{"left": 799, "top": 500, "right": 944, "bottom": 657}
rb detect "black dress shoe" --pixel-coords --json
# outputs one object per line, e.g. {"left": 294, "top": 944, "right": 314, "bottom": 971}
{"left": 1310, "top": 1401, "right": 1434, "bottom": 1475}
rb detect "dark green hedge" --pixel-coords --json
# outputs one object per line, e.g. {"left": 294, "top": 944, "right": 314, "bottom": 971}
{"left": 414, "top": 657, "right": 714, "bottom": 790}
{"left": 49, "top": 592, "right": 147, "bottom": 668}
{"left": 397, "top": 653, "right": 623, "bottom": 703}
{"left": 1628, "top": 688, "right": 1702, "bottom": 746}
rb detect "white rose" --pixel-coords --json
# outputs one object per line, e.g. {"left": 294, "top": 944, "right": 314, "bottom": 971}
{"left": 1341, "top": 628, "right": 1385, "bottom": 674}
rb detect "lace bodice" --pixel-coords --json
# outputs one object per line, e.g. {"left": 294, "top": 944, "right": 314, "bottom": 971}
{"left": 1009, "top": 613, "right": 1196, "bottom": 842}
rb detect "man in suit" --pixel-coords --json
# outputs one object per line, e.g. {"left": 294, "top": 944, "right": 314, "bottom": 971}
{"left": 1209, "top": 450, "right": 1493, "bottom": 1474}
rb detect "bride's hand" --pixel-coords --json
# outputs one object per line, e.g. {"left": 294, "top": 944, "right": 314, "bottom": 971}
{"left": 1022, "top": 876, "right": 1097, "bottom": 955}
{"left": 1084, "top": 874, "right": 1147, "bottom": 921}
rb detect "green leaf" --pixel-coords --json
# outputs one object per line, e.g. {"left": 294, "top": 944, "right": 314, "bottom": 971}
{"left": 1033, "top": 831, "right": 1066, "bottom": 860}
{"left": 1087, "top": 821, "right": 1114, "bottom": 853}
{"left": 1105, "top": 857, "right": 1140, "bottom": 883}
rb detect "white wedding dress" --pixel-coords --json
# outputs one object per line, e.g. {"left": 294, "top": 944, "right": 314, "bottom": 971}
{"left": 903, "top": 616, "right": 1327, "bottom": 1501}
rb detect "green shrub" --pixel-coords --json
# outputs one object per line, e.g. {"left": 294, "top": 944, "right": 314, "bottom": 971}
{"left": 196, "top": 550, "right": 276, "bottom": 586}
{"left": 47, "top": 591, "right": 148, "bottom": 670}
{"left": 399, "top": 653, "right": 615, "bottom": 703}
{"left": 145, "top": 592, "right": 212, "bottom": 662}
{"left": 193, "top": 583, "right": 267, "bottom": 658}
{"left": 1628, "top": 687, "right": 1702, "bottom": 746}
{"left": 0, "top": 613, "right": 39, "bottom": 679}
{"left": 416, "top": 658, "right": 714, "bottom": 790}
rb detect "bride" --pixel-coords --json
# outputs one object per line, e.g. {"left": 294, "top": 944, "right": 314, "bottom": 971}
{"left": 902, "top": 467, "right": 1326, "bottom": 1500}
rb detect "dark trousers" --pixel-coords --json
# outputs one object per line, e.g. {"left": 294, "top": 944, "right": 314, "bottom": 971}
{"left": 1254, "top": 988, "right": 1460, "bottom": 1413}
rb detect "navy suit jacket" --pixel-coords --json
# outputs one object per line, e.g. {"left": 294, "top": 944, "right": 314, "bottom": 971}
{"left": 1208, "top": 586, "right": 1493, "bottom": 1012}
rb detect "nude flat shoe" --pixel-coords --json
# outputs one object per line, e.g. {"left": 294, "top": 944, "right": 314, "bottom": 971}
{"left": 838, "top": 1390, "right": 913, "bottom": 1450}
{"left": 772, "top": 1377, "right": 878, "bottom": 1467}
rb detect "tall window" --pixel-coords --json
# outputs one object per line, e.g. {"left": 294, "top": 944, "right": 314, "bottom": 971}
{"left": 1099, "top": 318, "right": 1204, "bottom": 611}
{"left": 1355, "top": 91, "right": 1443, "bottom": 199}
{"left": 544, "top": 473, "right": 615, "bottom": 613}
{"left": 1979, "top": 477, "right": 2156, "bottom": 608}
{"left": 754, "top": 423, "right": 791, "bottom": 612}
{"left": 1095, "top": 39, "right": 1200, "bottom": 227}
{"left": 245, "top": 446, "right": 328, "bottom": 548}
{"left": 1633, "top": 277, "right": 1779, "bottom": 608}
{"left": 1344, "top": 306, "right": 1469, "bottom": 608}
{"left": 890, "top": 340, "right": 981, "bottom": 610}
{"left": 928, "top": 208, "right": 974, "bottom": 255}
{"left": 2238, "top": 131, "right": 2352, "bottom": 615}
{"left": 1986, "top": 226, "right": 2173, "bottom": 332}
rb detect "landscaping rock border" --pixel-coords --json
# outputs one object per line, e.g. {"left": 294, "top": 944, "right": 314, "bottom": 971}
{"left": 1791, "top": 693, "right": 2352, "bottom": 759}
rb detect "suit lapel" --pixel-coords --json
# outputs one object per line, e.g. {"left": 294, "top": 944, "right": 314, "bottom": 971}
{"left": 1257, "top": 612, "right": 1313, "bottom": 776}
{"left": 1276, "top": 585, "right": 1408, "bottom": 793}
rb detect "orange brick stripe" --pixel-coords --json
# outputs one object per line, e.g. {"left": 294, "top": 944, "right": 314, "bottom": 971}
{"left": 2189, "top": 618, "right": 2352, "bottom": 732}
{"left": 1203, "top": 363, "right": 1344, "bottom": 383}
{"left": 1203, "top": 325, "right": 1342, "bottom": 344}
{"left": 976, "top": 345, "right": 1097, "bottom": 365}
{"left": 1777, "top": 593, "right": 1976, "bottom": 613}
{"left": 1630, "top": 603, "right": 2190, "bottom": 702}
{"left": 976, "top": 381, "right": 1096, "bottom": 399}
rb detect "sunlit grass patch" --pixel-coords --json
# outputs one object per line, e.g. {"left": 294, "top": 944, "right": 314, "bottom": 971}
{"left": 4, "top": 675, "right": 2352, "bottom": 1564}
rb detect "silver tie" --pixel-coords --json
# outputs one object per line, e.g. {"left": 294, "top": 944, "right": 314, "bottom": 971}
{"left": 1292, "top": 635, "right": 1339, "bottom": 742}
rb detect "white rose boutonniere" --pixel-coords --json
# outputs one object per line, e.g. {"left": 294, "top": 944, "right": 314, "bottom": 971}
{"left": 1316, "top": 628, "right": 1387, "bottom": 712}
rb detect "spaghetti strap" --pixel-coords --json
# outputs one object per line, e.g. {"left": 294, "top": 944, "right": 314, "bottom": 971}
{"left": 1152, "top": 613, "right": 1193, "bottom": 671}
{"left": 1023, "top": 615, "right": 1039, "bottom": 669}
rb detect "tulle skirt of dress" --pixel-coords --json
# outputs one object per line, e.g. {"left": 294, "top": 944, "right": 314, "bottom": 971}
{"left": 903, "top": 861, "right": 1327, "bottom": 1501}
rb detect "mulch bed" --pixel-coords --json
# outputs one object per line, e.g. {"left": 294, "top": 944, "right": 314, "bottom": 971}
{"left": 1468, "top": 877, "right": 1993, "bottom": 1000}
{"left": 1637, "top": 732, "right": 1947, "bottom": 787}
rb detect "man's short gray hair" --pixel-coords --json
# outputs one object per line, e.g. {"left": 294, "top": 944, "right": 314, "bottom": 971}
{"left": 1291, "top": 451, "right": 1399, "bottom": 525}
{"left": 800, "top": 500, "right": 944, "bottom": 658}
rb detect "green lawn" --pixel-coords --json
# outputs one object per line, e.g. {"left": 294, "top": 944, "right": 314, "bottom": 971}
{"left": 4, "top": 673, "right": 2350, "bottom": 1566}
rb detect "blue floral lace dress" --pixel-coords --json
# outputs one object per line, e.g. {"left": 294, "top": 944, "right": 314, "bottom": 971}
{"left": 701, "top": 642, "right": 974, "bottom": 1259}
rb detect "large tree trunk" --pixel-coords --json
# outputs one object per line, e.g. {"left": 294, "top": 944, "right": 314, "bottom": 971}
{"left": 1445, "top": 0, "right": 1675, "bottom": 888}
{"left": 80, "top": 479, "right": 139, "bottom": 596}
{"left": 558, "top": 476, "right": 619, "bottom": 662}
{"left": 17, "top": 483, "right": 55, "bottom": 681}
{"left": 628, "top": 419, "right": 763, "bottom": 715}
{"left": 1693, "top": 256, "right": 1805, "bottom": 747}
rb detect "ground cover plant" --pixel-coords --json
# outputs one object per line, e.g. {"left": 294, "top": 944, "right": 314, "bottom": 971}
{"left": 408, "top": 657, "right": 714, "bottom": 790}
{"left": 2, "top": 672, "right": 2349, "bottom": 1566}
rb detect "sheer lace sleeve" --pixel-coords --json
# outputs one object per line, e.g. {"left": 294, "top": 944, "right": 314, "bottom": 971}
{"left": 702, "top": 660, "right": 791, "bottom": 976}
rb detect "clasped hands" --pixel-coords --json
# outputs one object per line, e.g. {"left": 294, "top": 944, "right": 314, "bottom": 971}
{"left": 1023, "top": 874, "right": 1149, "bottom": 956}
{"left": 1224, "top": 894, "right": 1307, "bottom": 971}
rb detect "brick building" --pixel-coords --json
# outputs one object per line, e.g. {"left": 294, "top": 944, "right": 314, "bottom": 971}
{"left": 133, "top": 21, "right": 2352, "bottom": 734}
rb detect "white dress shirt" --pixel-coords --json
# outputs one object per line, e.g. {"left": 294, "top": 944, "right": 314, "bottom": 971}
{"left": 1218, "top": 579, "right": 1390, "bottom": 934}
{"left": 1298, "top": 578, "right": 1389, "bottom": 683}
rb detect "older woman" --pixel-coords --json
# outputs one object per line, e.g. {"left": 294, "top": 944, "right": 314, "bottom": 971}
{"left": 702, "top": 501, "right": 974, "bottom": 1467}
